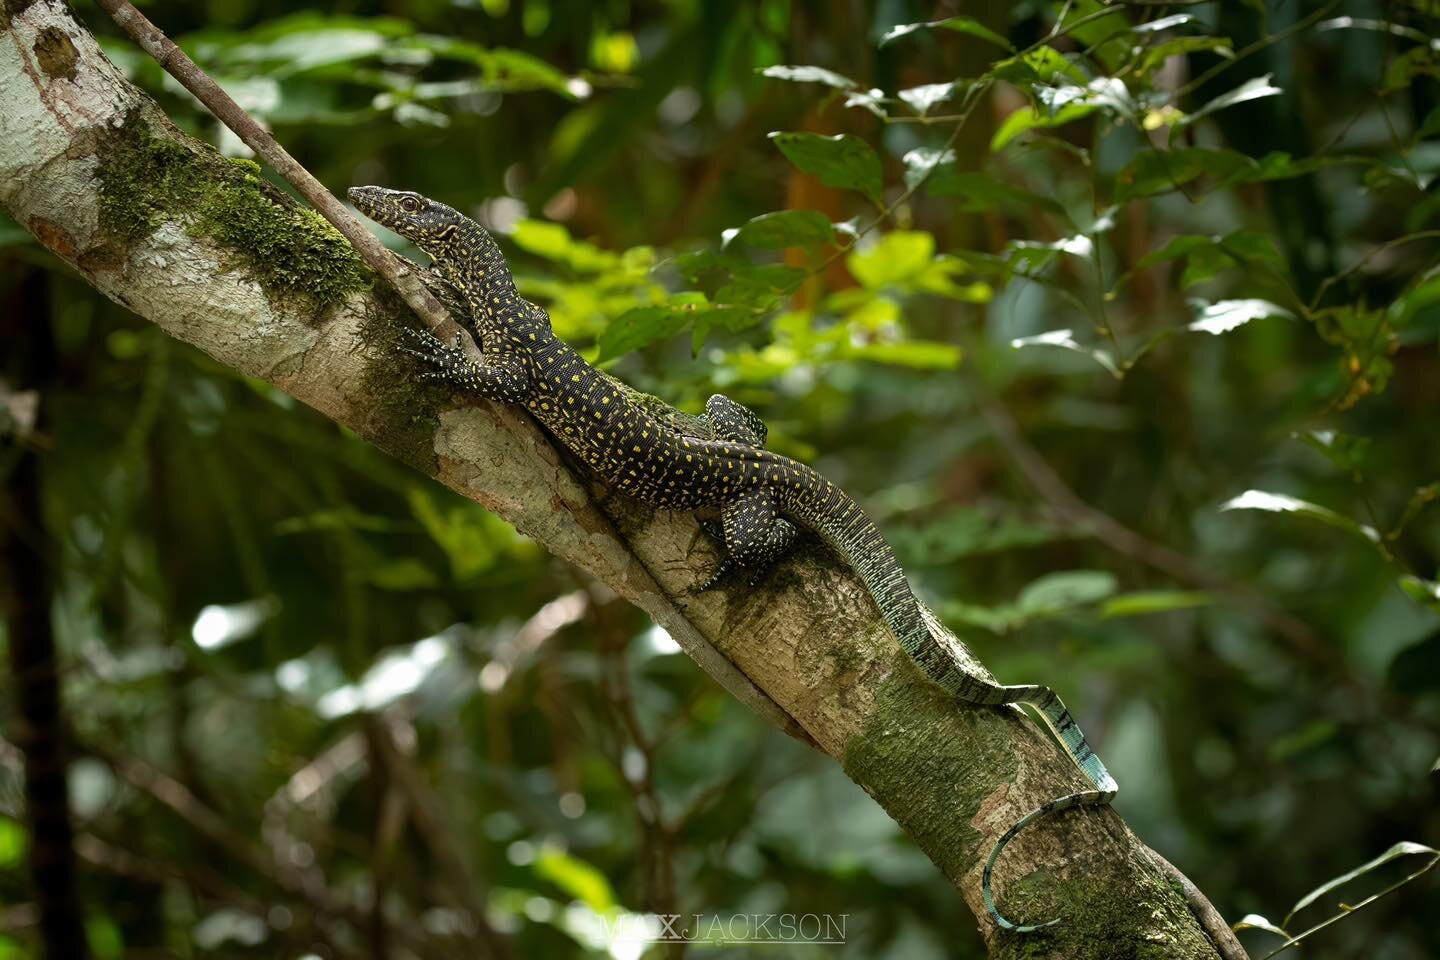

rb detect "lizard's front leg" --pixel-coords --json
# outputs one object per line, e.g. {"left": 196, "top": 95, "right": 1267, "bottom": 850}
{"left": 398, "top": 327, "right": 530, "bottom": 403}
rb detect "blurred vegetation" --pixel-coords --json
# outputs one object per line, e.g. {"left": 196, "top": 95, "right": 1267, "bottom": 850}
{"left": 3, "top": 0, "right": 1440, "bottom": 957}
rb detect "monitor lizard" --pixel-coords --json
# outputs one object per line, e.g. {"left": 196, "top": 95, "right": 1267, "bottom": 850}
{"left": 349, "top": 185, "right": 1119, "bottom": 933}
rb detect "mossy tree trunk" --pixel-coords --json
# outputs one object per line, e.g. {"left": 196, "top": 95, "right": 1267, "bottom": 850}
{"left": 0, "top": 3, "right": 1227, "bottom": 957}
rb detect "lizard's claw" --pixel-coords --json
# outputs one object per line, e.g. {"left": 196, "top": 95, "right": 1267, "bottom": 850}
{"left": 698, "top": 558, "right": 738, "bottom": 593}
{"left": 397, "top": 326, "right": 466, "bottom": 374}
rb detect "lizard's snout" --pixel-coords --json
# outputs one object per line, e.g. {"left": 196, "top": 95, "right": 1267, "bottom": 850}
{"left": 347, "top": 185, "right": 384, "bottom": 217}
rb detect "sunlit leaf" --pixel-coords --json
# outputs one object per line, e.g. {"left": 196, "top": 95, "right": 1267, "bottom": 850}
{"left": 1179, "top": 74, "right": 1283, "bottom": 126}
{"left": 882, "top": 17, "right": 1014, "bottom": 51}
{"left": 1010, "top": 329, "right": 1120, "bottom": 377}
{"left": 1233, "top": 913, "right": 1292, "bottom": 940}
{"left": 511, "top": 219, "right": 619, "bottom": 273}
{"left": 1188, "top": 298, "right": 1293, "bottom": 335}
{"left": 1133, "top": 13, "right": 1196, "bottom": 32}
{"left": 1219, "top": 490, "right": 1380, "bottom": 543}
{"left": 898, "top": 81, "right": 964, "bottom": 115}
{"left": 847, "top": 231, "right": 934, "bottom": 288}
{"left": 759, "top": 64, "right": 857, "bottom": 90}
{"left": 846, "top": 340, "right": 961, "bottom": 369}
{"left": 0, "top": 818, "right": 25, "bottom": 870}
{"left": 1099, "top": 591, "right": 1212, "bottom": 619}
{"left": 1018, "top": 570, "right": 1117, "bottom": 615}
{"left": 534, "top": 849, "right": 618, "bottom": 913}
{"left": 768, "top": 132, "right": 883, "bottom": 202}
{"left": 723, "top": 210, "right": 835, "bottom": 250}
{"left": 992, "top": 102, "right": 1097, "bottom": 151}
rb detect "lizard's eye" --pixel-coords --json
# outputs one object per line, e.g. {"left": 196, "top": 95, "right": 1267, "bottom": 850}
{"left": 399, "top": 196, "right": 421, "bottom": 213}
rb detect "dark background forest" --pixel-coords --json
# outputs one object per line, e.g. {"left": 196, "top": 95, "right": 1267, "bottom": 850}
{"left": 2, "top": 0, "right": 1438, "bottom": 957}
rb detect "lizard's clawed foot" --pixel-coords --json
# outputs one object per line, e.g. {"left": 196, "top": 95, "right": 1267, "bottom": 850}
{"left": 398, "top": 327, "right": 469, "bottom": 384}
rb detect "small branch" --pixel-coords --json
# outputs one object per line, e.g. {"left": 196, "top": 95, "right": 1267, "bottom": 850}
{"left": 92, "top": 0, "right": 470, "bottom": 350}
{"left": 1146, "top": 847, "right": 1248, "bottom": 960}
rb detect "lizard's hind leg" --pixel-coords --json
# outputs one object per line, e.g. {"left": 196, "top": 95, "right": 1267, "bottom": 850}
{"left": 701, "top": 488, "right": 799, "bottom": 591}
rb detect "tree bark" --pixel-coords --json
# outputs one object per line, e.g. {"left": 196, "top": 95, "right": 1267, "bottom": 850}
{"left": 0, "top": 3, "right": 1227, "bottom": 956}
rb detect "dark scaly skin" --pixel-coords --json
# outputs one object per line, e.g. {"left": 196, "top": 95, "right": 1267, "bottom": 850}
{"left": 349, "top": 186, "right": 1119, "bottom": 932}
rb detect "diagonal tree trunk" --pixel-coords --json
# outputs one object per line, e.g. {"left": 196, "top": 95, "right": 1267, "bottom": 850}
{"left": 0, "top": 3, "right": 1231, "bottom": 956}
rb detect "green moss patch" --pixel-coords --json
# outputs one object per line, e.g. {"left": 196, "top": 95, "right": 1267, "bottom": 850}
{"left": 96, "top": 110, "right": 369, "bottom": 313}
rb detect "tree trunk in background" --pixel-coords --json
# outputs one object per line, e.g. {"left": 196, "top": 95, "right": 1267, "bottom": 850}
{"left": 1, "top": 267, "right": 91, "bottom": 960}
{"left": 0, "top": 3, "right": 1231, "bottom": 956}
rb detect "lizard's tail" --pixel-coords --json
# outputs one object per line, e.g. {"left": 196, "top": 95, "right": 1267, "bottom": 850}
{"left": 779, "top": 472, "right": 1118, "bottom": 932}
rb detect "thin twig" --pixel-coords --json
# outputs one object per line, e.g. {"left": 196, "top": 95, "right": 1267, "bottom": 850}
{"left": 92, "top": 0, "right": 471, "bottom": 350}
{"left": 972, "top": 389, "right": 1357, "bottom": 683}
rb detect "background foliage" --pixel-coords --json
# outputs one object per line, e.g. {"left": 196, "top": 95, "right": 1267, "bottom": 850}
{"left": 3, "top": 0, "right": 1439, "bottom": 957}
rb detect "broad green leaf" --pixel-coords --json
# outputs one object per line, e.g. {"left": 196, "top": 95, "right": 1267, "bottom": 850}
{"left": 901, "top": 147, "right": 954, "bottom": 190}
{"left": 759, "top": 64, "right": 857, "bottom": 90}
{"left": 1018, "top": 570, "right": 1117, "bottom": 615}
{"left": 847, "top": 231, "right": 935, "bottom": 288}
{"left": 715, "top": 264, "right": 807, "bottom": 309}
{"left": 990, "top": 45, "right": 1088, "bottom": 85}
{"left": 1283, "top": 841, "right": 1438, "bottom": 927}
{"left": 882, "top": 17, "right": 1014, "bottom": 51}
{"left": 1100, "top": 591, "right": 1212, "bottom": 619}
{"left": 1114, "top": 148, "right": 1254, "bottom": 201}
{"left": 722, "top": 210, "right": 835, "bottom": 250}
{"left": 1010, "top": 329, "right": 1120, "bottom": 377}
{"left": 992, "top": 102, "right": 1097, "bottom": 151}
{"left": 1219, "top": 490, "right": 1380, "bottom": 543}
{"left": 1036, "top": 77, "right": 1136, "bottom": 121}
{"left": 898, "top": 81, "right": 963, "bottom": 115}
{"left": 925, "top": 168, "right": 1068, "bottom": 220}
{"left": 0, "top": 817, "right": 25, "bottom": 869}
{"left": 366, "top": 557, "right": 439, "bottom": 590}
{"left": 534, "top": 849, "right": 618, "bottom": 913}
{"left": 846, "top": 339, "right": 961, "bottom": 369}
{"left": 1135, "top": 35, "right": 1234, "bottom": 77}
{"left": 1398, "top": 575, "right": 1440, "bottom": 612}
{"left": 1179, "top": 74, "right": 1283, "bottom": 126}
{"left": 596, "top": 306, "right": 689, "bottom": 362}
{"left": 511, "top": 219, "right": 618, "bottom": 273}
{"left": 768, "top": 132, "right": 883, "bottom": 202}
{"left": 1188, "top": 298, "right": 1293, "bottom": 335}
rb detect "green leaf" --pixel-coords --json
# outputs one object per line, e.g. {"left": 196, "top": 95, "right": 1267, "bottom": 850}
{"left": 882, "top": 17, "right": 1014, "bottom": 51}
{"left": 0, "top": 817, "right": 26, "bottom": 870}
{"left": 898, "top": 81, "right": 963, "bottom": 115}
{"left": 1219, "top": 490, "right": 1380, "bottom": 543}
{"left": 1099, "top": 591, "right": 1212, "bottom": 619}
{"left": 1010, "top": 329, "right": 1120, "bottom": 377}
{"left": 1233, "top": 914, "right": 1292, "bottom": 940}
{"left": 722, "top": 210, "right": 835, "bottom": 250}
{"left": 596, "top": 306, "right": 689, "bottom": 362}
{"left": 1135, "top": 35, "right": 1234, "bottom": 77}
{"left": 1114, "top": 148, "right": 1254, "bottom": 201}
{"left": 1178, "top": 74, "right": 1283, "bottom": 126}
{"left": 1018, "top": 570, "right": 1118, "bottom": 615}
{"left": 366, "top": 557, "right": 439, "bottom": 590}
{"left": 1188, "top": 298, "right": 1293, "bottom": 335}
{"left": 992, "top": 102, "right": 1097, "bottom": 151}
{"left": 1283, "top": 841, "right": 1438, "bottom": 927}
{"left": 846, "top": 339, "right": 961, "bottom": 369}
{"left": 924, "top": 168, "right": 1068, "bottom": 220}
{"left": 847, "top": 231, "right": 934, "bottom": 288}
{"left": 759, "top": 64, "right": 857, "bottom": 90}
{"left": 511, "top": 219, "right": 618, "bottom": 273}
{"left": 534, "top": 849, "right": 618, "bottom": 913}
{"left": 768, "top": 132, "right": 883, "bottom": 202}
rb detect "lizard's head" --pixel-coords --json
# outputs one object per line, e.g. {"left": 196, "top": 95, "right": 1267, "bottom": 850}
{"left": 348, "top": 186, "right": 464, "bottom": 259}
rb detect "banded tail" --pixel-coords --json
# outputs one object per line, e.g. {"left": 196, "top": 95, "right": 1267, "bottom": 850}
{"left": 779, "top": 467, "right": 1118, "bottom": 932}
